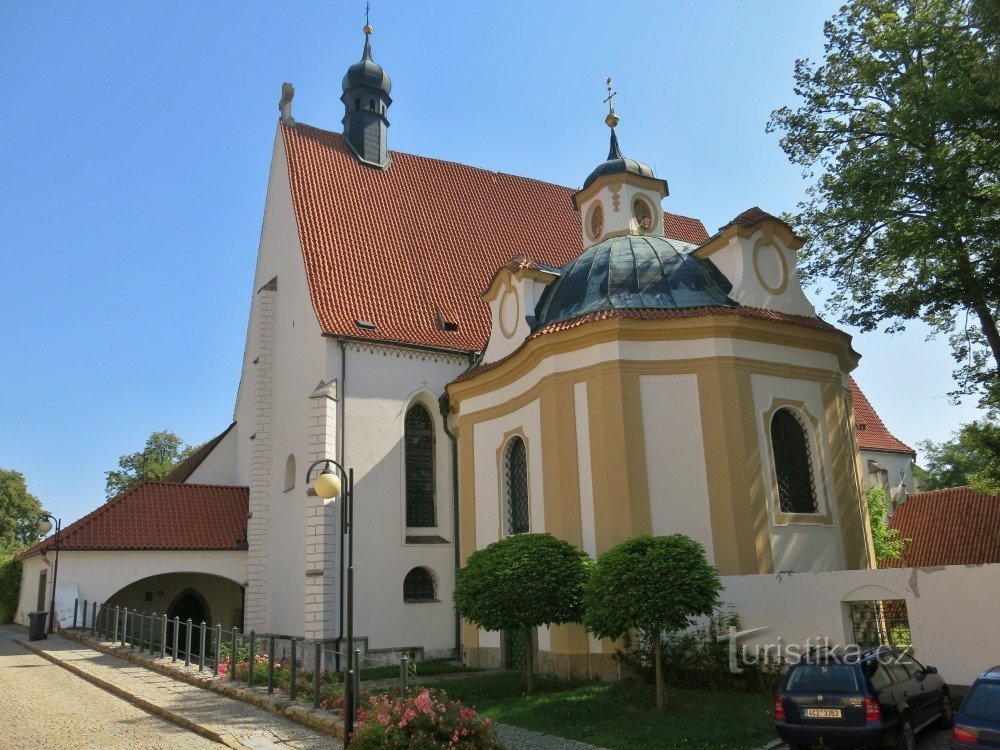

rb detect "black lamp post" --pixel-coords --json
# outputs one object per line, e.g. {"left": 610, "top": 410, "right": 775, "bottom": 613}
{"left": 304, "top": 458, "right": 356, "bottom": 744}
{"left": 37, "top": 514, "right": 61, "bottom": 635}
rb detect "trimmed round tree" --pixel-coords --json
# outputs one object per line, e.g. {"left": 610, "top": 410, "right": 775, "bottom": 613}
{"left": 453, "top": 533, "right": 590, "bottom": 693}
{"left": 584, "top": 534, "right": 722, "bottom": 710}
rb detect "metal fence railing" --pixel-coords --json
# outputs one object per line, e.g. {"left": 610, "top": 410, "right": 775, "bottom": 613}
{"left": 68, "top": 599, "right": 415, "bottom": 711}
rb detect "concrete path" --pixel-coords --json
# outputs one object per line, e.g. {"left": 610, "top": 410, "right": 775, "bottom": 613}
{"left": 0, "top": 629, "right": 221, "bottom": 750}
{"left": 1, "top": 627, "right": 341, "bottom": 749}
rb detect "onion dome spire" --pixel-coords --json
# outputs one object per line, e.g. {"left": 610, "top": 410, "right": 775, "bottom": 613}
{"left": 340, "top": 4, "right": 392, "bottom": 168}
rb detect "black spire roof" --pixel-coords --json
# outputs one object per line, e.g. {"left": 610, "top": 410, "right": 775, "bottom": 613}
{"left": 343, "top": 26, "right": 392, "bottom": 94}
{"left": 535, "top": 235, "right": 735, "bottom": 327}
{"left": 581, "top": 128, "right": 664, "bottom": 192}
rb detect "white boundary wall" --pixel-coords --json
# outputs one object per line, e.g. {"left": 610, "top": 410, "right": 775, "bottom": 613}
{"left": 721, "top": 564, "right": 1000, "bottom": 686}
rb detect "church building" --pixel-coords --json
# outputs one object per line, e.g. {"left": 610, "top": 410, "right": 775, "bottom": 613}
{"left": 19, "top": 22, "right": 901, "bottom": 676}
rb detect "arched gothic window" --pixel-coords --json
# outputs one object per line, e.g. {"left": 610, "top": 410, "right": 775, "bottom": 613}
{"left": 403, "top": 567, "right": 436, "bottom": 601}
{"left": 503, "top": 436, "right": 529, "bottom": 535}
{"left": 405, "top": 404, "right": 435, "bottom": 527}
{"left": 770, "top": 408, "right": 818, "bottom": 514}
{"left": 284, "top": 454, "right": 296, "bottom": 492}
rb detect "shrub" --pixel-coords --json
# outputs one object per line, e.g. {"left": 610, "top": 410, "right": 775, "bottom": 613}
{"left": 0, "top": 553, "right": 21, "bottom": 624}
{"left": 616, "top": 607, "right": 785, "bottom": 694}
{"left": 350, "top": 687, "right": 502, "bottom": 750}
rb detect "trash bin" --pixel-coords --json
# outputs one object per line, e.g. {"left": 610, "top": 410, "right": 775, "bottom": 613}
{"left": 28, "top": 611, "right": 48, "bottom": 641}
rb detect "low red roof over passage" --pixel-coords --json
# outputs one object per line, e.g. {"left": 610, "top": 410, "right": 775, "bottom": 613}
{"left": 881, "top": 487, "right": 1000, "bottom": 567}
{"left": 281, "top": 124, "right": 710, "bottom": 353}
{"left": 16, "top": 482, "right": 249, "bottom": 559}
{"left": 849, "top": 376, "right": 914, "bottom": 455}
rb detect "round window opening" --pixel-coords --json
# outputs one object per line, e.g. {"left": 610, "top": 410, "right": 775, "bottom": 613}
{"left": 588, "top": 203, "right": 604, "bottom": 239}
{"left": 632, "top": 197, "right": 654, "bottom": 231}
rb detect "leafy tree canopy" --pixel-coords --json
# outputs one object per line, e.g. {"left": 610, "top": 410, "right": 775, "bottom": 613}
{"left": 453, "top": 533, "right": 590, "bottom": 693}
{"left": 105, "top": 430, "right": 199, "bottom": 499}
{"left": 584, "top": 534, "right": 721, "bottom": 709}
{"left": 0, "top": 468, "right": 44, "bottom": 553}
{"left": 866, "top": 486, "right": 907, "bottom": 562}
{"left": 768, "top": 0, "right": 1000, "bottom": 410}
{"left": 915, "top": 419, "right": 1000, "bottom": 493}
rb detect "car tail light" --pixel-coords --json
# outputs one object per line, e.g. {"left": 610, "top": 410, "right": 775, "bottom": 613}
{"left": 952, "top": 725, "right": 977, "bottom": 744}
{"left": 774, "top": 696, "right": 785, "bottom": 720}
{"left": 864, "top": 696, "right": 881, "bottom": 723}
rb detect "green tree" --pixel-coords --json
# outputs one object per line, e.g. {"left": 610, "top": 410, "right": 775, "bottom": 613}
{"left": 105, "top": 430, "right": 199, "bottom": 499}
{"left": 768, "top": 0, "right": 1000, "bottom": 409}
{"left": 453, "top": 533, "right": 590, "bottom": 693}
{"left": 0, "top": 467, "right": 44, "bottom": 554}
{"left": 915, "top": 420, "right": 1000, "bottom": 492}
{"left": 867, "top": 486, "right": 907, "bottom": 562}
{"left": 583, "top": 535, "right": 722, "bottom": 710}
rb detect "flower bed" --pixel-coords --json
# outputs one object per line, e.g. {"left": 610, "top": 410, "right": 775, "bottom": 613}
{"left": 350, "top": 687, "right": 502, "bottom": 749}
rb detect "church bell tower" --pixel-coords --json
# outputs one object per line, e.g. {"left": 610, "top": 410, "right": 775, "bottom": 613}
{"left": 341, "top": 21, "right": 392, "bottom": 169}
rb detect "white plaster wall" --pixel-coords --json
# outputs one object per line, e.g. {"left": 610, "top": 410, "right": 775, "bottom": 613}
{"left": 860, "top": 448, "right": 915, "bottom": 497}
{"left": 470, "top": 398, "right": 545, "bottom": 651}
{"left": 751, "top": 373, "right": 845, "bottom": 573}
{"left": 330, "top": 345, "right": 468, "bottom": 657}
{"left": 459, "top": 337, "right": 840, "bottom": 419}
{"left": 705, "top": 232, "right": 817, "bottom": 317}
{"left": 721, "top": 564, "right": 1000, "bottom": 686}
{"left": 482, "top": 272, "right": 557, "bottom": 366}
{"left": 230, "top": 127, "right": 329, "bottom": 637}
{"left": 185, "top": 426, "right": 240, "bottom": 486}
{"left": 639, "top": 373, "right": 715, "bottom": 562}
{"left": 15, "top": 550, "right": 246, "bottom": 626}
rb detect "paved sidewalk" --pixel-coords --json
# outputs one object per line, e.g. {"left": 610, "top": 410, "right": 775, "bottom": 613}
{"left": 2, "top": 627, "right": 341, "bottom": 749}
{"left": 3, "top": 627, "right": 611, "bottom": 749}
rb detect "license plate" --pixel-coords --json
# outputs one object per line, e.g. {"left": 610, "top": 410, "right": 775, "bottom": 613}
{"left": 804, "top": 708, "right": 843, "bottom": 718}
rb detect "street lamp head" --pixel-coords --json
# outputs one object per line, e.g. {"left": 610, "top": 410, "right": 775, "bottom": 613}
{"left": 38, "top": 518, "right": 53, "bottom": 535}
{"left": 313, "top": 466, "right": 342, "bottom": 501}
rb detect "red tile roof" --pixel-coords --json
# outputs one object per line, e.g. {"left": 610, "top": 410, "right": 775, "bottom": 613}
{"left": 849, "top": 376, "right": 914, "bottom": 455}
{"left": 15, "top": 482, "right": 249, "bottom": 559}
{"left": 281, "top": 123, "right": 709, "bottom": 353}
{"left": 721, "top": 206, "right": 788, "bottom": 231}
{"left": 881, "top": 487, "right": 1000, "bottom": 567}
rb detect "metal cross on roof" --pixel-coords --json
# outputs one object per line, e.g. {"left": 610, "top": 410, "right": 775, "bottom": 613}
{"left": 366, "top": 1, "right": 370, "bottom": 27}
{"left": 604, "top": 77, "right": 617, "bottom": 113}
{"left": 604, "top": 77, "right": 619, "bottom": 129}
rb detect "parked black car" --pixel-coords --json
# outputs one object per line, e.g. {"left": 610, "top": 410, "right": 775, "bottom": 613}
{"left": 774, "top": 645, "right": 953, "bottom": 750}
{"left": 951, "top": 665, "right": 1000, "bottom": 748}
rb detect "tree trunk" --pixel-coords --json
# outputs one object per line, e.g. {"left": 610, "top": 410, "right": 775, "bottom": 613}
{"left": 524, "top": 628, "right": 534, "bottom": 694}
{"left": 653, "top": 632, "right": 666, "bottom": 710}
{"left": 975, "top": 305, "right": 1000, "bottom": 374}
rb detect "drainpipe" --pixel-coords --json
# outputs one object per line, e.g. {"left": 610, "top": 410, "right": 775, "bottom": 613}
{"left": 334, "top": 338, "right": 347, "bottom": 670}
{"left": 440, "top": 349, "right": 477, "bottom": 660}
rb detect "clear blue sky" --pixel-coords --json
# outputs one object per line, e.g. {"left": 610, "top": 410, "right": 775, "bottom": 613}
{"left": 0, "top": 1, "right": 984, "bottom": 523}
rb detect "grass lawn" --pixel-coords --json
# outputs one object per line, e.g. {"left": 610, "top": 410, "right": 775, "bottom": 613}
{"left": 357, "top": 660, "right": 480, "bottom": 682}
{"left": 419, "top": 671, "right": 776, "bottom": 750}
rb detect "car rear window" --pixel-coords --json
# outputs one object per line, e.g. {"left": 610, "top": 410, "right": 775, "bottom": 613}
{"left": 963, "top": 682, "right": 1000, "bottom": 721}
{"left": 786, "top": 665, "right": 860, "bottom": 693}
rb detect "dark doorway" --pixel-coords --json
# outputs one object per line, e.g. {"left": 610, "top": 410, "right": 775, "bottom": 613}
{"left": 37, "top": 571, "right": 47, "bottom": 612}
{"left": 166, "top": 589, "right": 211, "bottom": 657}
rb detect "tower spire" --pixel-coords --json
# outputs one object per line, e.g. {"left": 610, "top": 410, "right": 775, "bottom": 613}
{"left": 603, "top": 77, "right": 622, "bottom": 159}
{"left": 362, "top": 2, "right": 373, "bottom": 59}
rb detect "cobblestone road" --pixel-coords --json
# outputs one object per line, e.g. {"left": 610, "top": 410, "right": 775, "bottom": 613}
{"left": 0, "top": 631, "right": 220, "bottom": 750}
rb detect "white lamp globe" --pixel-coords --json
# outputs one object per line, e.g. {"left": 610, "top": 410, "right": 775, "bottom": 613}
{"left": 38, "top": 518, "right": 53, "bottom": 535}
{"left": 313, "top": 468, "right": 342, "bottom": 500}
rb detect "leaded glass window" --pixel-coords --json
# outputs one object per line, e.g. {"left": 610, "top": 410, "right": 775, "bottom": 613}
{"left": 403, "top": 567, "right": 436, "bottom": 601}
{"left": 503, "top": 436, "right": 529, "bottom": 535}
{"left": 405, "top": 405, "right": 435, "bottom": 527}
{"left": 771, "top": 408, "right": 818, "bottom": 514}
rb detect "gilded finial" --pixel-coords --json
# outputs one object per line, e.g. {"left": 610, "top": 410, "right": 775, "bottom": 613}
{"left": 604, "top": 76, "right": 619, "bottom": 129}
{"left": 364, "top": 1, "right": 373, "bottom": 35}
